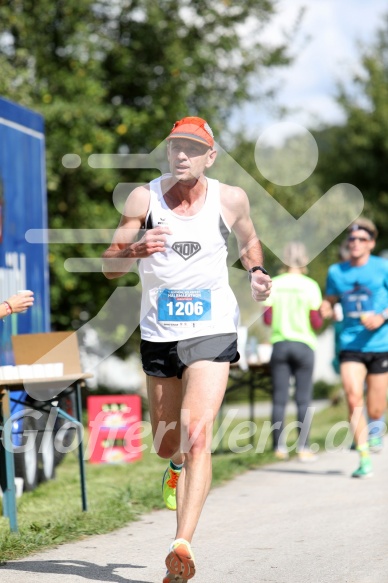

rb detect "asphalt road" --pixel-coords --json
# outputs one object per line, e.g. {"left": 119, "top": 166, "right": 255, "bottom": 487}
{"left": 1, "top": 439, "right": 387, "bottom": 583}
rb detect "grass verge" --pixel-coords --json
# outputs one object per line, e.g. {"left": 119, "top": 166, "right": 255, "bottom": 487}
{"left": 0, "top": 402, "right": 355, "bottom": 561}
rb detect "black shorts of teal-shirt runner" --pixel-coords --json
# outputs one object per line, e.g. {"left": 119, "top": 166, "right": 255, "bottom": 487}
{"left": 339, "top": 350, "right": 388, "bottom": 374}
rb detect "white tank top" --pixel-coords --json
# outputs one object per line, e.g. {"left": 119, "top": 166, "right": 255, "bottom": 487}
{"left": 138, "top": 174, "right": 239, "bottom": 341}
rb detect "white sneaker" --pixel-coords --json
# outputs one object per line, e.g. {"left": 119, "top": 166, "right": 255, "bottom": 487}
{"left": 298, "top": 449, "right": 317, "bottom": 463}
{"left": 274, "top": 447, "right": 289, "bottom": 461}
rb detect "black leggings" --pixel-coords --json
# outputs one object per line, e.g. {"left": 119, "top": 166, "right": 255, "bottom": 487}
{"left": 270, "top": 341, "right": 315, "bottom": 450}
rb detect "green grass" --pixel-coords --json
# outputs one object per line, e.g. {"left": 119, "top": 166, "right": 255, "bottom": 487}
{"left": 0, "top": 401, "right": 354, "bottom": 561}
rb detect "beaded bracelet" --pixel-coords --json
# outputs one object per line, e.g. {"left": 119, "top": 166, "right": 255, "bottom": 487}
{"left": 3, "top": 301, "right": 13, "bottom": 316}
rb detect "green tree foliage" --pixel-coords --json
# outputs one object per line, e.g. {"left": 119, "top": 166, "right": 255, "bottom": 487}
{"left": 226, "top": 14, "right": 388, "bottom": 330}
{"left": 0, "top": 0, "right": 290, "bottom": 349}
{"left": 315, "top": 15, "right": 388, "bottom": 254}
{"left": 1, "top": 0, "right": 120, "bottom": 330}
{"left": 219, "top": 133, "right": 330, "bottom": 341}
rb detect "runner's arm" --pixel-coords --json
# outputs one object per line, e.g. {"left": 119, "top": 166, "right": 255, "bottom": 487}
{"left": 102, "top": 185, "right": 171, "bottom": 279}
{"left": 320, "top": 296, "right": 338, "bottom": 319}
{"left": 221, "top": 184, "right": 271, "bottom": 301}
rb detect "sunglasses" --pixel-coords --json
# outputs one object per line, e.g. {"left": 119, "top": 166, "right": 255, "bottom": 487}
{"left": 347, "top": 236, "right": 371, "bottom": 243}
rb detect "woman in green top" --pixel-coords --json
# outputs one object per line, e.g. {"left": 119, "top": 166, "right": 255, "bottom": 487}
{"left": 263, "top": 243, "right": 323, "bottom": 461}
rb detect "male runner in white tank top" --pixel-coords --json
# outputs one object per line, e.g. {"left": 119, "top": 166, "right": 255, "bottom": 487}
{"left": 102, "top": 117, "right": 271, "bottom": 583}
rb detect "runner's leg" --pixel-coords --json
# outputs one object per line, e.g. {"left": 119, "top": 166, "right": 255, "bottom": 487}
{"left": 270, "top": 342, "right": 292, "bottom": 450}
{"left": 366, "top": 372, "right": 388, "bottom": 426}
{"left": 147, "top": 375, "right": 183, "bottom": 465}
{"left": 341, "top": 361, "right": 368, "bottom": 445}
{"left": 293, "top": 343, "right": 315, "bottom": 450}
{"left": 175, "top": 360, "right": 230, "bottom": 543}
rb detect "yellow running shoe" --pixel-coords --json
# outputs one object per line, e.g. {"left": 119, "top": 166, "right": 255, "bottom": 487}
{"left": 165, "top": 539, "right": 196, "bottom": 581}
{"left": 162, "top": 465, "right": 181, "bottom": 511}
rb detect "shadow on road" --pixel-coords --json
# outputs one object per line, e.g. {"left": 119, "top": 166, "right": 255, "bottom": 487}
{"left": 256, "top": 467, "right": 345, "bottom": 477}
{"left": 0, "top": 560, "right": 152, "bottom": 583}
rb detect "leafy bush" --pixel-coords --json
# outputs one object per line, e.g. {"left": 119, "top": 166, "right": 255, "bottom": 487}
{"left": 313, "top": 380, "right": 336, "bottom": 400}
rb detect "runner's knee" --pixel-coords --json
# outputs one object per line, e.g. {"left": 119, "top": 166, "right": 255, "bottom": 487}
{"left": 153, "top": 435, "right": 180, "bottom": 459}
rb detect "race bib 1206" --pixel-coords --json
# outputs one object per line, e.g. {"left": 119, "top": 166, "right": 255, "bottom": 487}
{"left": 158, "top": 289, "right": 211, "bottom": 323}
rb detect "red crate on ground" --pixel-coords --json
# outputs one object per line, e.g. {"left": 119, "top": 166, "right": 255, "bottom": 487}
{"left": 87, "top": 394, "right": 143, "bottom": 464}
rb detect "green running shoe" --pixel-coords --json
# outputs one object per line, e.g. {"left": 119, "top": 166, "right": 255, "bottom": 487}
{"left": 368, "top": 435, "right": 383, "bottom": 453}
{"left": 352, "top": 456, "right": 373, "bottom": 479}
{"left": 162, "top": 465, "right": 181, "bottom": 511}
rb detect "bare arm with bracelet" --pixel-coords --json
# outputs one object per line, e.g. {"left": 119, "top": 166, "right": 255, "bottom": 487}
{"left": 1, "top": 290, "right": 34, "bottom": 319}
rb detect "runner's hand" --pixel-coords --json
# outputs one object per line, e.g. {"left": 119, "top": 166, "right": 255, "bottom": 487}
{"left": 132, "top": 226, "right": 172, "bottom": 257}
{"left": 320, "top": 300, "right": 334, "bottom": 319}
{"left": 361, "top": 313, "right": 385, "bottom": 331}
{"left": 251, "top": 273, "right": 272, "bottom": 302}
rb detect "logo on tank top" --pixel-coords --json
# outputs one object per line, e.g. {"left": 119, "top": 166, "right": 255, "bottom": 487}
{"left": 172, "top": 241, "right": 201, "bottom": 260}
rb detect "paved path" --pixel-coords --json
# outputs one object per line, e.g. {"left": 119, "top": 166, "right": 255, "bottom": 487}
{"left": 1, "top": 440, "right": 387, "bottom": 583}
{"left": 221, "top": 398, "right": 330, "bottom": 419}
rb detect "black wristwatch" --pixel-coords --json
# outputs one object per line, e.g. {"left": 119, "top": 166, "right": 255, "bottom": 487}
{"left": 248, "top": 265, "right": 269, "bottom": 282}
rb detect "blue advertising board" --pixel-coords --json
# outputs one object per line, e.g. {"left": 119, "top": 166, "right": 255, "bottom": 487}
{"left": 0, "top": 97, "right": 50, "bottom": 364}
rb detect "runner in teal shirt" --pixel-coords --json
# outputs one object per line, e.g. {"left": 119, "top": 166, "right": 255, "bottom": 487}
{"left": 321, "top": 218, "right": 388, "bottom": 479}
{"left": 326, "top": 255, "right": 388, "bottom": 352}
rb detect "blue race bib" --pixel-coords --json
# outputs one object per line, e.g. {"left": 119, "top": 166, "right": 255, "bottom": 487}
{"left": 342, "top": 285, "right": 374, "bottom": 318}
{"left": 158, "top": 289, "right": 211, "bottom": 323}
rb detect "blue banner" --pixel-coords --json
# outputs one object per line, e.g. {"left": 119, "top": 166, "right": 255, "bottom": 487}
{"left": 0, "top": 97, "right": 50, "bottom": 364}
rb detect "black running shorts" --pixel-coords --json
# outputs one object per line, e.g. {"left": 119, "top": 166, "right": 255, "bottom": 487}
{"left": 339, "top": 350, "right": 388, "bottom": 374}
{"left": 140, "top": 333, "right": 240, "bottom": 379}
